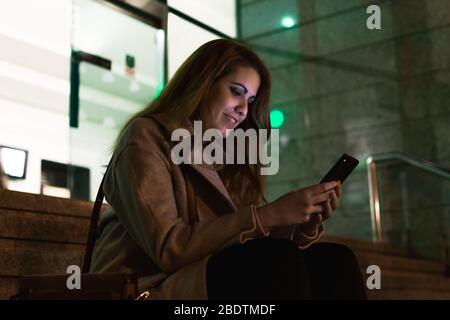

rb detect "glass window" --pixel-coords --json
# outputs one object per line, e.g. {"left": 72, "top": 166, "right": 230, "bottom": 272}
{"left": 168, "top": 0, "right": 236, "bottom": 38}
{"left": 168, "top": 13, "right": 219, "bottom": 79}
{"left": 0, "top": 0, "right": 71, "bottom": 194}
{"left": 70, "top": 0, "right": 165, "bottom": 200}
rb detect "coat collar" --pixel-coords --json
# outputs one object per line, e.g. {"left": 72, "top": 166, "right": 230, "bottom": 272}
{"left": 145, "top": 113, "right": 238, "bottom": 213}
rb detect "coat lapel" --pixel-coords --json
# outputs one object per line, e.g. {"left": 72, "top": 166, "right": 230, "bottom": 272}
{"left": 185, "top": 162, "right": 237, "bottom": 213}
{"left": 146, "top": 113, "right": 238, "bottom": 214}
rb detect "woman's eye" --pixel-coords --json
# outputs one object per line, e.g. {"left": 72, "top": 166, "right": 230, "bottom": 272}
{"left": 230, "top": 88, "right": 241, "bottom": 96}
{"left": 230, "top": 87, "right": 255, "bottom": 105}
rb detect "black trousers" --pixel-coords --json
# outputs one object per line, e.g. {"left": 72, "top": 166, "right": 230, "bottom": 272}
{"left": 206, "top": 238, "right": 367, "bottom": 300}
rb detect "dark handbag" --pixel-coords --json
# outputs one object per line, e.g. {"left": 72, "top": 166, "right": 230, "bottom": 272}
{"left": 10, "top": 159, "right": 139, "bottom": 300}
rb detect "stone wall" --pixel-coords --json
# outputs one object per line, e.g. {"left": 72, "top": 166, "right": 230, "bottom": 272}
{"left": 239, "top": 0, "right": 450, "bottom": 254}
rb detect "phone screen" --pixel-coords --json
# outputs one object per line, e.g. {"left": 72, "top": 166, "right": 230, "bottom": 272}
{"left": 320, "top": 154, "right": 359, "bottom": 184}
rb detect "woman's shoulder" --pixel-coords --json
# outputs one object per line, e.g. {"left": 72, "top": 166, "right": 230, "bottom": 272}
{"left": 109, "top": 115, "right": 172, "bottom": 160}
{"left": 125, "top": 114, "right": 171, "bottom": 145}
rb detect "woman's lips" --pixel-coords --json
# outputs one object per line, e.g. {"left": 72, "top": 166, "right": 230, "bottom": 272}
{"left": 224, "top": 113, "right": 237, "bottom": 129}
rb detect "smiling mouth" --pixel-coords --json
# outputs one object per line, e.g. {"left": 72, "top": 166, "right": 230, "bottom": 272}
{"left": 224, "top": 113, "right": 237, "bottom": 125}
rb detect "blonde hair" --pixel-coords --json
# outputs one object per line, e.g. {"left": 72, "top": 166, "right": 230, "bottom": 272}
{"left": 114, "top": 39, "right": 272, "bottom": 207}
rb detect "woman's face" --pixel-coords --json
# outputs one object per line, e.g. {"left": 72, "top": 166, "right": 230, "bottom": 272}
{"left": 204, "top": 65, "right": 261, "bottom": 136}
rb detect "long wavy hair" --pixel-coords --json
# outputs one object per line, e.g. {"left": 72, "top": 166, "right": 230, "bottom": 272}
{"left": 114, "top": 39, "right": 272, "bottom": 207}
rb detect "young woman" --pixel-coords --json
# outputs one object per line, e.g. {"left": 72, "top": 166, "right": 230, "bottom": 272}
{"left": 90, "top": 39, "right": 367, "bottom": 300}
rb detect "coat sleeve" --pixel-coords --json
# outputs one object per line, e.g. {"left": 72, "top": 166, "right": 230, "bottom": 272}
{"left": 103, "top": 119, "right": 268, "bottom": 275}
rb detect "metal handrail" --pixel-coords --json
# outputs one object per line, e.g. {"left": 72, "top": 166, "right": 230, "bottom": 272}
{"left": 366, "top": 152, "right": 450, "bottom": 243}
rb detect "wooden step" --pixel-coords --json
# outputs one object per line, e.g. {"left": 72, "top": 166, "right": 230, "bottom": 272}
{"left": 355, "top": 251, "right": 445, "bottom": 274}
{"left": 0, "top": 238, "right": 86, "bottom": 252}
{"left": 0, "top": 247, "right": 84, "bottom": 277}
{"left": 0, "top": 276, "right": 19, "bottom": 300}
{"left": 378, "top": 270, "right": 450, "bottom": 291}
{"left": 0, "top": 190, "right": 96, "bottom": 218}
{"left": 321, "top": 235, "right": 408, "bottom": 257}
{"left": 0, "top": 208, "right": 90, "bottom": 244}
{"left": 359, "top": 268, "right": 450, "bottom": 299}
{"left": 0, "top": 239, "right": 84, "bottom": 276}
{"left": 367, "top": 288, "right": 450, "bottom": 300}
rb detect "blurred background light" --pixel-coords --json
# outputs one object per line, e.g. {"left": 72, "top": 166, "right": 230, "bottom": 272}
{"left": 280, "top": 16, "right": 295, "bottom": 28}
{"left": 270, "top": 109, "right": 285, "bottom": 128}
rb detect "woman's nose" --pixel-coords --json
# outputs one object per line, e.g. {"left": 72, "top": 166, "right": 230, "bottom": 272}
{"left": 235, "top": 100, "right": 248, "bottom": 118}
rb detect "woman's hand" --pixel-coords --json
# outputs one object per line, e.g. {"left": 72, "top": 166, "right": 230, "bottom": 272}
{"left": 298, "top": 181, "right": 341, "bottom": 236}
{"left": 256, "top": 181, "right": 340, "bottom": 230}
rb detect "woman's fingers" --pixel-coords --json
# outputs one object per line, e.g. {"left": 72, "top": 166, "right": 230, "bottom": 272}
{"left": 318, "top": 190, "right": 339, "bottom": 221}
{"left": 310, "top": 190, "right": 334, "bottom": 205}
{"left": 309, "top": 186, "right": 341, "bottom": 206}
{"left": 289, "top": 181, "right": 342, "bottom": 224}
{"left": 322, "top": 200, "right": 333, "bottom": 220}
{"left": 335, "top": 181, "right": 342, "bottom": 197}
{"left": 307, "top": 204, "right": 326, "bottom": 215}
{"left": 330, "top": 190, "right": 339, "bottom": 210}
{"left": 309, "top": 181, "right": 339, "bottom": 195}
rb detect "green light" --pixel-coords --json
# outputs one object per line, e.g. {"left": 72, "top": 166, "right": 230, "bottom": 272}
{"left": 152, "top": 82, "right": 164, "bottom": 99}
{"left": 281, "top": 16, "right": 295, "bottom": 28}
{"left": 270, "top": 109, "right": 285, "bottom": 128}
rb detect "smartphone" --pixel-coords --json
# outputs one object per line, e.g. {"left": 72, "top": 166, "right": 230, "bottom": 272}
{"left": 320, "top": 154, "right": 359, "bottom": 184}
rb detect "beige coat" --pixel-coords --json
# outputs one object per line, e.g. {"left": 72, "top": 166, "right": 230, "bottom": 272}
{"left": 90, "top": 113, "right": 323, "bottom": 299}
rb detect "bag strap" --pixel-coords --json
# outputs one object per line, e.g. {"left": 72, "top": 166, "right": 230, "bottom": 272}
{"left": 82, "top": 159, "right": 111, "bottom": 273}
